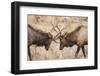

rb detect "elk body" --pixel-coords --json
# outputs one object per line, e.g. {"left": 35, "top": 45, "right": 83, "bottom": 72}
{"left": 59, "top": 26, "right": 88, "bottom": 58}
{"left": 28, "top": 24, "right": 53, "bottom": 60}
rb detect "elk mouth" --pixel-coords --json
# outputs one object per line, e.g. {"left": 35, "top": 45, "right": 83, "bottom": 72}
{"left": 60, "top": 44, "right": 64, "bottom": 50}
{"left": 60, "top": 47, "right": 63, "bottom": 50}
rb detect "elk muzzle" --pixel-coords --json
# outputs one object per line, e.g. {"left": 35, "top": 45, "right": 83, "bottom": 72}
{"left": 60, "top": 44, "right": 64, "bottom": 50}
{"left": 45, "top": 38, "right": 52, "bottom": 50}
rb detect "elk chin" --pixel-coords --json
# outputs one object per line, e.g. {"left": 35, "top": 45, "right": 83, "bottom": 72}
{"left": 60, "top": 44, "right": 64, "bottom": 50}
{"left": 45, "top": 39, "right": 51, "bottom": 51}
{"left": 45, "top": 45, "right": 50, "bottom": 50}
{"left": 45, "top": 47, "right": 49, "bottom": 50}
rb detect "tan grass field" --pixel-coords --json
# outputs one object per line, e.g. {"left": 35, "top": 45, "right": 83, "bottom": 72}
{"left": 28, "top": 15, "right": 88, "bottom": 61}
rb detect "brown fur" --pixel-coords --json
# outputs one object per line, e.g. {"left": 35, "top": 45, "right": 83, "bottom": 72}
{"left": 28, "top": 24, "right": 53, "bottom": 60}
{"left": 59, "top": 26, "right": 88, "bottom": 57}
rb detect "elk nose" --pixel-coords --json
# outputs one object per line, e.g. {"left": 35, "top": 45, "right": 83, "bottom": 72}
{"left": 60, "top": 44, "right": 64, "bottom": 50}
{"left": 60, "top": 47, "right": 63, "bottom": 50}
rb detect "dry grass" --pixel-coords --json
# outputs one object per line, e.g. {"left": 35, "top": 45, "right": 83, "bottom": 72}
{"left": 28, "top": 15, "right": 88, "bottom": 61}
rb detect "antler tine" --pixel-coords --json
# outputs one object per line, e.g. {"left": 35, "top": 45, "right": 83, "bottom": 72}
{"left": 55, "top": 24, "right": 65, "bottom": 33}
{"left": 54, "top": 24, "right": 62, "bottom": 38}
{"left": 50, "top": 22, "right": 58, "bottom": 33}
{"left": 52, "top": 38, "right": 59, "bottom": 43}
{"left": 53, "top": 26, "right": 65, "bottom": 40}
{"left": 53, "top": 32, "right": 61, "bottom": 39}
{"left": 56, "top": 25, "right": 61, "bottom": 32}
{"left": 60, "top": 27, "right": 65, "bottom": 32}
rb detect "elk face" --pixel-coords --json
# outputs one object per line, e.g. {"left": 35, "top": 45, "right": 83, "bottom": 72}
{"left": 59, "top": 36, "right": 66, "bottom": 50}
{"left": 45, "top": 32, "right": 53, "bottom": 50}
{"left": 59, "top": 33, "right": 68, "bottom": 50}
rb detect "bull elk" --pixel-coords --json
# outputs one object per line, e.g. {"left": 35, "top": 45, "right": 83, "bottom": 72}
{"left": 56, "top": 26, "right": 88, "bottom": 58}
{"left": 28, "top": 24, "right": 57, "bottom": 61}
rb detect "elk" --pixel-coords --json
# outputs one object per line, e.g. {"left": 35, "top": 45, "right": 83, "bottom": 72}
{"left": 28, "top": 24, "right": 57, "bottom": 61}
{"left": 56, "top": 25, "right": 88, "bottom": 58}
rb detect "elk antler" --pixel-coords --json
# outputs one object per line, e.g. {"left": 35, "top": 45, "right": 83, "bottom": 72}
{"left": 53, "top": 26, "right": 65, "bottom": 40}
{"left": 50, "top": 22, "right": 65, "bottom": 43}
{"left": 50, "top": 23, "right": 58, "bottom": 33}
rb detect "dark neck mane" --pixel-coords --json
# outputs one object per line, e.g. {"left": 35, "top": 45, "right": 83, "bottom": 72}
{"left": 70, "top": 26, "right": 85, "bottom": 34}
{"left": 66, "top": 26, "right": 85, "bottom": 39}
{"left": 28, "top": 24, "right": 48, "bottom": 35}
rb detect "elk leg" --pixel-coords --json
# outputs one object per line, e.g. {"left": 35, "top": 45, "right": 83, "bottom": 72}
{"left": 82, "top": 46, "right": 86, "bottom": 58}
{"left": 75, "top": 46, "right": 80, "bottom": 57}
{"left": 28, "top": 45, "right": 32, "bottom": 61}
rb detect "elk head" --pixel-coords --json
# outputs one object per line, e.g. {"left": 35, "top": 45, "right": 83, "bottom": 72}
{"left": 45, "top": 32, "right": 53, "bottom": 50}
{"left": 59, "top": 32, "right": 68, "bottom": 50}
